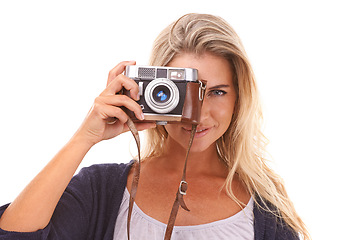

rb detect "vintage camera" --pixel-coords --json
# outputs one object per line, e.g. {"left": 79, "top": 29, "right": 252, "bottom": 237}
{"left": 123, "top": 65, "right": 206, "bottom": 125}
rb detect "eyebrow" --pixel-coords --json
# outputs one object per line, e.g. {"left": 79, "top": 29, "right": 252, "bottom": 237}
{"left": 207, "top": 84, "right": 231, "bottom": 90}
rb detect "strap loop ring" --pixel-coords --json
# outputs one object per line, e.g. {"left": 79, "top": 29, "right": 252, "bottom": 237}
{"left": 198, "top": 80, "right": 206, "bottom": 101}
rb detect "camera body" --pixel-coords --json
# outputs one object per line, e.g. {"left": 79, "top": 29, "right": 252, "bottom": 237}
{"left": 123, "top": 65, "right": 206, "bottom": 125}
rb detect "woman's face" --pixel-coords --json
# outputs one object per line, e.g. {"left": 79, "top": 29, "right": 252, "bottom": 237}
{"left": 164, "top": 52, "right": 237, "bottom": 153}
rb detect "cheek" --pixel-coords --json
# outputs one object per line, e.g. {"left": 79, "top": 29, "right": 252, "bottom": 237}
{"left": 210, "top": 99, "right": 236, "bottom": 128}
{"left": 217, "top": 107, "right": 234, "bottom": 128}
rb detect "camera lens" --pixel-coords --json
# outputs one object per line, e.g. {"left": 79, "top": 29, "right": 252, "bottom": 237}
{"left": 145, "top": 78, "right": 179, "bottom": 114}
{"left": 153, "top": 86, "right": 171, "bottom": 103}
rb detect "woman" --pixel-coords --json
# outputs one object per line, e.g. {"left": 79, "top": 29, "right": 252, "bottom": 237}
{"left": 0, "top": 13, "right": 310, "bottom": 239}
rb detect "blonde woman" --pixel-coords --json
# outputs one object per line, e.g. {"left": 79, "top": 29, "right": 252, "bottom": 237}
{"left": 0, "top": 13, "right": 310, "bottom": 240}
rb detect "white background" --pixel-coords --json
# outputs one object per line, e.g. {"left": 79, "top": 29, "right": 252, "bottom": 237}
{"left": 0, "top": 1, "right": 359, "bottom": 239}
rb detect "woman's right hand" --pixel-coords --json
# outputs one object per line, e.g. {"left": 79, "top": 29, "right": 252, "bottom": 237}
{"left": 74, "top": 61, "right": 156, "bottom": 146}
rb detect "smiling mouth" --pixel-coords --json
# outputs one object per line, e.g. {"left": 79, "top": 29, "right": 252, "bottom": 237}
{"left": 195, "top": 129, "right": 207, "bottom": 133}
{"left": 182, "top": 127, "right": 208, "bottom": 132}
{"left": 182, "top": 126, "right": 211, "bottom": 137}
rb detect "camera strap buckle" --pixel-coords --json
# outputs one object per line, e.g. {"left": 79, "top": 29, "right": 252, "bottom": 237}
{"left": 198, "top": 80, "right": 206, "bottom": 101}
{"left": 179, "top": 180, "right": 188, "bottom": 195}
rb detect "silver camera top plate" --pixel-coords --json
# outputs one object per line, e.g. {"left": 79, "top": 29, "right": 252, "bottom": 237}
{"left": 125, "top": 65, "right": 198, "bottom": 82}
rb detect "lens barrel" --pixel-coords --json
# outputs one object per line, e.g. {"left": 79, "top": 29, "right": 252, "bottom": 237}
{"left": 144, "top": 78, "right": 179, "bottom": 113}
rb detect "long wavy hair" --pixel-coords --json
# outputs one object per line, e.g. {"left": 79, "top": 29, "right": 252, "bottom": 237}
{"left": 142, "top": 13, "right": 310, "bottom": 240}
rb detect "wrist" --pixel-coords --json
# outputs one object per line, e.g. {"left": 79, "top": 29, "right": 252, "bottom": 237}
{"left": 68, "top": 131, "right": 96, "bottom": 154}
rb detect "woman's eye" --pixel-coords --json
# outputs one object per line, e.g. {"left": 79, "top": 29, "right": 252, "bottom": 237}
{"left": 209, "top": 90, "right": 227, "bottom": 96}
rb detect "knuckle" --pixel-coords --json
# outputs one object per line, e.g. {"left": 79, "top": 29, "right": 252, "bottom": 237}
{"left": 92, "top": 103, "right": 101, "bottom": 113}
{"left": 113, "top": 75, "right": 126, "bottom": 87}
{"left": 117, "top": 110, "right": 128, "bottom": 122}
{"left": 92, "top": 97, "right": 104, "bottom": 111}
{"left": 114, "top": 105, "right": 122, "bottom": 113}
{"left": 108, "top": 68, "right": 118, "bottom": 79}
{"left": 93, "top": 96, "right": 102, "bottom": 105}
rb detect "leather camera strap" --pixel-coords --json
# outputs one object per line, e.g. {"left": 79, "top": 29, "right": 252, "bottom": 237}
{"left": 163, "top": 123, "right": 196, "bottom": 240}
{"left": 126, "top": 118, "right": 197, "bottom": 240}
{"left": 126, "top": 118, "right": 141, "bottom": 240}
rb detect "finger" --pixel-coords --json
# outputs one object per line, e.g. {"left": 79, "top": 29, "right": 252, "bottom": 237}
{"left": 102, "top": 74, "right": 140, "bottom": 101}
{"left": 134, "top": 122, "right": 157, "bottom": 131}
{"left": 98, "top": 104, "right": 129, "bottom": 123}
{"left": 107, "top": 60, "right": 136, "bottom": 86}
{"left": 98, "top": 95, "right": 144, "bottom": 120}
{"left": 122, "top": 122, "right": 157, "bottom": 132}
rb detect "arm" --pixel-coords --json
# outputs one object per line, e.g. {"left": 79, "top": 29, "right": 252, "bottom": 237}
{"left": 0, "top": 135, "right": 92, "bottom": 232}
{"left": 0, "top": 61, "right": 154, "bottom": 233}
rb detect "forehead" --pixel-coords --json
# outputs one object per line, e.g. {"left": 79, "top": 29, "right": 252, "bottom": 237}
{"left": 167, "top": 53, "right": 233, "bottom": 87}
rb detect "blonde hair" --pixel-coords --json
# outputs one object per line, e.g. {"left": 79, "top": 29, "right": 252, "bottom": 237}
{"left": 143, "top": 13, "right": 310, "bottom": 239}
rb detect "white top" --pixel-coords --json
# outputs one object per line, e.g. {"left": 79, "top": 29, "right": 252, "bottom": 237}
{"left": 113, "top": 188, "right": 254, "bottom": 240}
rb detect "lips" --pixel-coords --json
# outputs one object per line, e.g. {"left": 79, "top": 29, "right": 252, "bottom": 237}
{"left": 182, "top": 126, "right": 211, "bottom": 138}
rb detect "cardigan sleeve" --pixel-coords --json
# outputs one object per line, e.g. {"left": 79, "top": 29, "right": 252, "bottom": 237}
{"left": 253, "top": 197, "right": 300, "bottom": 240}
{"left": 0, "top": 202, "right": 45, "bottom": 240}
{"left": 0, "top": 162, "right": 131, "bottom": 240}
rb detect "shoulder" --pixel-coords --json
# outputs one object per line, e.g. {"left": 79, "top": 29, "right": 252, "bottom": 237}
{"left": 74, "top": 161, "right": 134, "bottom": 185}
{"left": 64, "top": 161, "right": 135, "bottom": 206}
{"left": 253, "top": 196, "right": 299, "bottom": 240}
{"left": 47, "top": 161, "right": 135, "bottom": 238}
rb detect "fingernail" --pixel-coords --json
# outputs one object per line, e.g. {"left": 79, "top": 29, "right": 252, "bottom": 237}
{"left": 136, "top": 93, "right": 140, "bottom": 101}
{"left": 140, "top": 113, "right": 145, "bottom": 120}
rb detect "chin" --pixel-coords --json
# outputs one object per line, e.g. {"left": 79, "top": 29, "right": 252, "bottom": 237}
{"left": 187, "top": 140, "right": 216, "bottom": 154}
{"left": 165, "top": 124, "right": 220, "bottom": 154}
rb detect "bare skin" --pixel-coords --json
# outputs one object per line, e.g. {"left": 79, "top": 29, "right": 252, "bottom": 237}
{"left": 127, "top": 154, "right": 250, "bottom": 226}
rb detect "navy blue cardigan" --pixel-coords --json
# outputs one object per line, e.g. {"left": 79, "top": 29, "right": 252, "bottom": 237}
{"left": 0, "top": 162, "right": 299, "bottom": 239}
